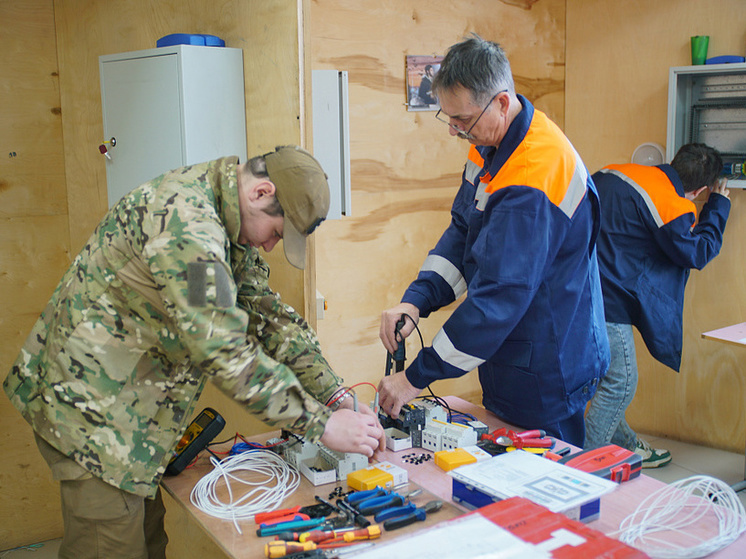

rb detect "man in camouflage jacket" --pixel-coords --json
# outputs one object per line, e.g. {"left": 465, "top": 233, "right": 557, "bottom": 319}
{"left": 4, "top": 146, "right": 384, "bottom": 559}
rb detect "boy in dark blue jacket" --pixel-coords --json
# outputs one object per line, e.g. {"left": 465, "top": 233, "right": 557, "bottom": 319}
{"left": 584, "top": 143, "right": 730, "bottom": 467}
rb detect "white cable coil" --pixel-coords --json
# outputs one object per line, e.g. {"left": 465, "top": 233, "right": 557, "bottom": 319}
{"left": 616, "top": 475, "right": 746, "bottom": 558}
{"left": 189, "top": 449, "right": 300, "bottom": 534}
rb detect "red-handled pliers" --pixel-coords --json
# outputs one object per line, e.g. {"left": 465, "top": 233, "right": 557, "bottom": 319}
{"left": 488, "top": 428, "right": 553, "bottom": 449}
{"left": 255, "top": 506, "right": 311, "bottom": 525}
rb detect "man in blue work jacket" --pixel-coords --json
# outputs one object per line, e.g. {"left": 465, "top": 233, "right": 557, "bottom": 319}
{"left": 377, "top": 35, "right": 610, "bottom": 447}
{"left": 584, "top": 143, "right": 730, "bottom": 467}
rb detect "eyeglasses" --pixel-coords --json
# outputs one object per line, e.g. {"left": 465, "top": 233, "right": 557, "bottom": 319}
{"left": 435, "top": 90, "right": 506, "bottom": 140}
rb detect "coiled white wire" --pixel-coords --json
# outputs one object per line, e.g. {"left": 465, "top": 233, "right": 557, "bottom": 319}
{"left": 615, "top": 475, "right": 746, "bottom": 558}
{"left": 189, "top": 449, "right": 300, "bottom": 534}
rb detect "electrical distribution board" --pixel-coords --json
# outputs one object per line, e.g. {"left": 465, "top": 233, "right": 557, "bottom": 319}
{"left": 667, "top": 62, "right": 746, "bottom": 188}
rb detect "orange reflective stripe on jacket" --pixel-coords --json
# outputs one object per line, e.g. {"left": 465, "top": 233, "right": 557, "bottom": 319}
{"left": 602, "top": 164, "right": 696, "bottom": 226}
{"left": 473, "top": 110, "right": 588, "bottom": 218}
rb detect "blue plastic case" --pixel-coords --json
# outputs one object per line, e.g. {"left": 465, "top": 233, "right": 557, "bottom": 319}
{"left": 156, "top": 33, "right": 225, "bottom": 48}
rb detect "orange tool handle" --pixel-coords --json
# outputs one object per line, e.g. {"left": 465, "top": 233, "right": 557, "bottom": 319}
{"left": 255, "top": 506, "right": 301, "bottom": 524}
{"left": 299, "top": 530, "right": 336, "bottom": 543}
{"left": 343, "top": 525, "right": 382, "bottom": 542}
{"left": 265, "top": 540, "right": 316, "bottom": 558}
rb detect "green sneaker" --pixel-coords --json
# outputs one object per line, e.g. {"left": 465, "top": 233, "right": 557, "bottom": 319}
{"left": 634, "top": 438, "right": 672, "bottom": 468}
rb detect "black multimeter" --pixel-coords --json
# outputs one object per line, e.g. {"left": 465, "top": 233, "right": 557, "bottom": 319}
{"left": 165, "top": 407, "right": 225, "bottom": 476}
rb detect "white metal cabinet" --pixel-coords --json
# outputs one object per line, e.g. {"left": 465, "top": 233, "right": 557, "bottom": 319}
{"left": 100, "top": 45, "right": 247, "bottom": 207}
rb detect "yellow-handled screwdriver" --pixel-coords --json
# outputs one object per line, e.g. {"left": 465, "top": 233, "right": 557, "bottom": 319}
{"left": 298, "top": 524, "right": 381, "bottom": 544}
{"left": 265, "top": 540, "right": 316, "bottom": 558}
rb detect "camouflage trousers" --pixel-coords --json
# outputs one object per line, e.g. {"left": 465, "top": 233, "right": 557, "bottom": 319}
{"left": 34, "top": 434, "right": 168, "bottom": 559}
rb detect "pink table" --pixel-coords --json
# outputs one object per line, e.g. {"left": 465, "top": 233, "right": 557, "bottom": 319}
{"left": 162, "top": 395, "right": 746, "bottom": 558}
{"left": 702, "top": 322, "right": 746, "bottom": 491}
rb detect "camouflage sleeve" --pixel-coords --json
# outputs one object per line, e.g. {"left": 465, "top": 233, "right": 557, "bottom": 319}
{"left": 232, "top": 245, "right": 343, "bottom": 406}
{"left": 142, "top": 220, "right": 331, "bottom": 442}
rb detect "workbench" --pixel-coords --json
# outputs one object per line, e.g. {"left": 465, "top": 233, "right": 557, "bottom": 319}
{"left": 702, "top": 322, "right": 746, "bottom": 492}
{"left": 161, "top": 396, "right": 746, "bottom": 558}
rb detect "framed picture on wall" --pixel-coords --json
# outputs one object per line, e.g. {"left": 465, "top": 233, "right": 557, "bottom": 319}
{"left": 406, "top": 55, "right": 443, "bottom": 111}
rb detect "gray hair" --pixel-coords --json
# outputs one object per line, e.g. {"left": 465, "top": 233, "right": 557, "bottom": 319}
{"left": 432, "top": 33, "right": 515, "bottom": 106}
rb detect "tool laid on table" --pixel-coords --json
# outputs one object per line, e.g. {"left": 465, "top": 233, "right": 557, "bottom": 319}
{"left": 336, "top": 499, "right": 370, "bottom": 528}
{"left": 559, "top": 444, "right": 642, "bottom": 483}
{"left": 481, "top": 428, "right": 553, "bottom": 450}
{"left": 312, "top": 496, "right": 353, "bottom": 529}
{"left": 256, "top": 503, "right": 334, "bottom": 526}
{"left": 345, "top": 486, "right": 392, "bottom": 505}
{"left": 354, "top": 489, "right": 421, "bottom": 516}
{"left": 264, "top": 542, "right": 375, "bottom": 559}
{"left": 373, "top": 502, "right": 417, "bottom": 523}
{"left": 257, "top": 517, "right": 329, "bottom": 538}
{"left": 265, "top": 537, "right": 379, "bottom": 558}
{"left": 294, "top": 525, "right": 381, "bottom": 544}
{"left": 382, "top": 500, "right": 443, "bottom": 531}
{"left": 165, "top": 407, "right": 225, "bottom": 476}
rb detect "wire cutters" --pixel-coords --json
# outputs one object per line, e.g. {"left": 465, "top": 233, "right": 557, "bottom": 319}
{"left": 257, "top": 517, "right": 328, "bottom": 537}
{"left": 345, "top": 487, "right": 391, "bottom": 505}
{"left": 256, "top": 503, "right": 331, "bottom": 525}
{"left": 489, "top": 428, "right": 553, "bottom": 449}
{"left": 355, "top": 489, "right": 421, "bottom": 516}
{"left": 373, "top": 503, "right": 417, "bottom": 523}
{"left": 382, "top": 500, "right": 442, "bottom": 531}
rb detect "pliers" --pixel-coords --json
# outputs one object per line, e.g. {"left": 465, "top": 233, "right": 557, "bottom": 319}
{"left": 256, "top": 517, "right": 328, "bottom": 537}
{"left": 345, "top": 486, "right": 391, "bottom": 506}
{"left": 255, "top": 503, "right": 333, "bottom": 525}
{"left": 382, "top": 500, "right": 443, "bottom": 531}
{"left": 484, "top": 428, "right": 553, "bottom": 449}
{"left": 373, "top": 502, "right": 417, "bottom": 523}
{"left": 355, "top": 489, "right": 421, "bottom": 516}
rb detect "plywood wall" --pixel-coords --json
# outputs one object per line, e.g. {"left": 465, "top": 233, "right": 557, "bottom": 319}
{"left": 310, "top": 0, "right": 566, "bottom": 407}
{"left": 1, "top": 0, "right": 306, "bottom": 551}
{"left": 0, "top": 0, "right": 69, "bottom": 548}
{"left": 566, "top": 0, "right": 746, "bottom": 452}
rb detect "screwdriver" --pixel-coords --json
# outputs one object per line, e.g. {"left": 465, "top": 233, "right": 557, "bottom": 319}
{"left": 342, "top": 525, "right": 382, "bottom": 542}
{"left": 266, "top": 542, "right": 376, "bottom": 559}
{"left": 299, "top": 525, "right": 380, "bottom": 544}
{"left": 266, "top": 540, "right": 374, "bottom": 558}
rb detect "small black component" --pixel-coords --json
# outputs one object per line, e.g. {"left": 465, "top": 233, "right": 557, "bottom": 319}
{"left": 477, "top": 439, "right": 508, "bottom": 456}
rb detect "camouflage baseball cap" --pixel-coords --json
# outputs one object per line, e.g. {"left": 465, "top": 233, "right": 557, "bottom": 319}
{"left": 265, "top": 146, "right": 331, "bottom": 269}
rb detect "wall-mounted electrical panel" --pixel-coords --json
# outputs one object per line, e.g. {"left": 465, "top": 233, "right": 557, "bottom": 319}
{"left": 100, "top": 45, "right": 247, "bottom": 207}
{"left": 667, "top": 63, "right": 746, "bottom": 188}
{"left": 312, "top": 70, "right": 351, "bottom": 219}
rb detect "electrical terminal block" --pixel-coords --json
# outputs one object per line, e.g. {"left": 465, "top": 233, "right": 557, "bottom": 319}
{"left": 282, "top": 435, "right": 368, "bottom": 484}
{"left": 466, "top": 420, "right": 489, "bottom": 438}
{"left": 421, "top": 419, "right": 446, "bottom": 452}
{"left": 378, "top": 403, "right": 426, "bottom": 447}
{"left": 412, "top": 399, "right": 448, "bottom": 423}
{"left": 440, "top": 420, "right": 478, "bottom": 451}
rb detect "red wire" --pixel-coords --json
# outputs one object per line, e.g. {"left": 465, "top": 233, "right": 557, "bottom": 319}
{"left": 326, "top": 382, "right": 378, "bottom": 408}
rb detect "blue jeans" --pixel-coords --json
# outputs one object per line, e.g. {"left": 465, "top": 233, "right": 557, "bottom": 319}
{"left": 584, "top": 322, "right": 638, "bottom": 451}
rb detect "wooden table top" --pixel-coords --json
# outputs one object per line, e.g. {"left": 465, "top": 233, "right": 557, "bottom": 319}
{"left": 161, "top": 395, "right": 746, "bottom": 558}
